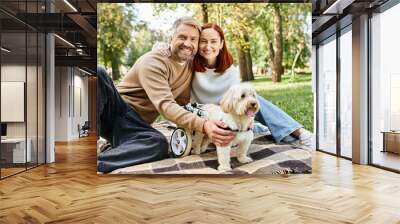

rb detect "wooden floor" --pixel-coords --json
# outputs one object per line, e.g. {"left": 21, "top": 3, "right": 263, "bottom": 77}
{"left": 1, "top": 163, "right": 45, "bottom": 178}
{"left": 1, "top": 167, "right": 25, "bottom": 177}
{"left": 1, "top": 136, "right": 400, "bottom": 223}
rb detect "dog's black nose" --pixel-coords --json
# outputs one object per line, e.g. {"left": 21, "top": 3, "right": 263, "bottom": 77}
{"left": 251, "top": 102, "right": 257, "bottom": 107}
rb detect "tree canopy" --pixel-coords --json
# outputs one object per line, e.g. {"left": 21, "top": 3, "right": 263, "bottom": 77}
{"left": 97, "top": 3, "right": 311, "bottom": 82}
{"left": 97, "top": 3, "right": 134, "bottom": 80}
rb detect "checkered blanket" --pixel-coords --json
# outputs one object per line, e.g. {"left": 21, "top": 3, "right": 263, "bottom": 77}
{"left": 110, "top": 121, "right": 312, "bottom": 175}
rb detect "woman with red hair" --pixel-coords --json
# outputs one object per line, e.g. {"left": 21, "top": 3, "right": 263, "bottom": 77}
{"left": 192, "top": 23, "right": 313, "bottom": 148}
{"left": 190, "top": 23, "right": 236, "bottom": 105}
{"left": 157, "top": 22, "right": 312, "bottom": 148}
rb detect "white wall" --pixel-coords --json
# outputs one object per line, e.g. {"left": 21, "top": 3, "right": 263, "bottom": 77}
{"left": 1, "top": 65, "right": 25, "bottom": 128}
{"left": 1, "top": 63, "right": 46, "bottom": 164}
{"left": 55, "top": 66, "right": 69, "bottom": 141}
{"left": 54, "top": 67, "right": 89, "bottom": 141}
{"left": 72, "top": 72, "right": 89, "bottom": 137}
{"left": 1, "top": 65, "right": 29, "bottom": 138}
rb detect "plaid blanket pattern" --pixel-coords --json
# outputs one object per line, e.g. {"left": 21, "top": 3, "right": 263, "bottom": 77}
{"left": 111, "top": 121, "right": 312, "bottom": 175}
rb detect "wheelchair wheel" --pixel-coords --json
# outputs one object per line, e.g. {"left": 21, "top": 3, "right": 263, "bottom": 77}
{"left": 170, "top": 128, "right": 192, "bottom": 157}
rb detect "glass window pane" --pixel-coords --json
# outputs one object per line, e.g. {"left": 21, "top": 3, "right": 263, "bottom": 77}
{"left": 38, "top": 32, "right": 45, "bottom": 165}
{"left": 340, "top": 28, "right": 352, "bottom": 158}
{"left": 27, "top": 31, "right": 38, "bottom": 169}
{"left": 371, "top": 4, "right": 400, "bottom": 171}
{"left": 1, "top": 0, "right": 46, "bottom": 179}
{"left": 318, "top": 36, "right": 337, "bottom": 154}
{"left": 1, "top": 31, "right": 27, "bottom": 177}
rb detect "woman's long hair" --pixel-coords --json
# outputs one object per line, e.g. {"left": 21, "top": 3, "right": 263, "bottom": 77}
{"left": 193, "top": 23, "right": 233, "bottom": 74}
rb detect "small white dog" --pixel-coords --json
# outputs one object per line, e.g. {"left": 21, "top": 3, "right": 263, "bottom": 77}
{"left": 191, "top": 83, "right": 260, "bottom": 171}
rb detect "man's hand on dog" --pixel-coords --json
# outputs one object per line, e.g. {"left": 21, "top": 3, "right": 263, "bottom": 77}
{"left": 203, "top": 120, "right": 236, "bottom": 146}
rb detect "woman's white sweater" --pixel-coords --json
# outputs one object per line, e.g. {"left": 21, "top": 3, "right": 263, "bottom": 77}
{"left": 191, "top": 65, "right": 241, "bottom": 105}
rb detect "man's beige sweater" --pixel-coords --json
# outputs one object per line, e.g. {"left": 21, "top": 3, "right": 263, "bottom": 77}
{"left": 117, "top": 51, "right": 205, "bottom": 132}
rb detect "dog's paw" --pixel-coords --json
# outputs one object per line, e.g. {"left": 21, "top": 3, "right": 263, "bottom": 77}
{"left": 217, "top": 165, "right": 232, "bottom": 171}
{"left": 238, "top": 156, "right": 253, "bottom": 164}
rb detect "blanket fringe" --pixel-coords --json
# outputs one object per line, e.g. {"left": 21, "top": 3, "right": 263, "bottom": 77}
{"left": 271, "top": 168, "right": 293, "bottom": 175}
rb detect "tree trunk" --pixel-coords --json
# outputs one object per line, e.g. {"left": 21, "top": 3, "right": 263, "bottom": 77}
{"left": 243, "top": 34, "right": 254, "bottom": 81}
{"left": 111, "top": 52, "right": 120, "bottom": 80}
{"left": 236, "top": 47, "right": 248, "bottom": 81}
{"left": 103, "top": 40, "right": 109, "bottom": 71}
{"left": 102, "top": 42, "right": 107, "bottom": 70}
{"left": 201, "top": 4, "right": 208, "bottom": 24}
{"left": 291, "top": 43, "right": 303, "bottom": 79}
{"left": 270, "top": 5, "right": 284, "bottom": 83}
{"left": 245, "top": 50, "right": 254, "bottom": 81}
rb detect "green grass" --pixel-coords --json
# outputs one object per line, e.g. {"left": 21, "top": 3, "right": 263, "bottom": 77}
{"left": 248, "top": 74, "right": 314, "bottom": 132}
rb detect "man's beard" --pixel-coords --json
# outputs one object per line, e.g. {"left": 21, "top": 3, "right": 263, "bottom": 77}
{"left": 173, "top": 45, "right": 195, "bottom": 61}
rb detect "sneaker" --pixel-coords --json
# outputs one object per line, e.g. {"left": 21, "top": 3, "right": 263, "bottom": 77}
{"left": 97, "top": 137, "right": 111, "bottom": 154}
{"left": 297, "top": 128, "right": 314, "bottom": 150}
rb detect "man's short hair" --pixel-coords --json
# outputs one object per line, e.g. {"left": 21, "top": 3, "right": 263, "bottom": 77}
{"left": 170, "top": 17, "right": 201, "bottom": 39}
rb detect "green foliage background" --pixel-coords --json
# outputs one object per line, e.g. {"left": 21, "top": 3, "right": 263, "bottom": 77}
{"left": 97, "top": 3, "right": 313, "bottom": 132}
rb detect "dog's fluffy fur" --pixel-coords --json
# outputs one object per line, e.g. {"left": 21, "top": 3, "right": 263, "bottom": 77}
{"left": 191, "top": 83, "right": 260, "bottom": 171}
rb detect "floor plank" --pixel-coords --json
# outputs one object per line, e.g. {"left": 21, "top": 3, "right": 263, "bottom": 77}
{"left": 0, "top": 136, "right": 399, "bottom": 223}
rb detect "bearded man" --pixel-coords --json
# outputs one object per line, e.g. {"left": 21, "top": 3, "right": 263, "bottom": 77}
{"left": 97, "top": 17, "right": 234, "bottom": 173}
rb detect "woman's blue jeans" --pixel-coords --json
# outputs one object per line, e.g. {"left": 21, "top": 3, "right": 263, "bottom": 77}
{"left": 254, "top": 96, "right": 302, "bottom": 143}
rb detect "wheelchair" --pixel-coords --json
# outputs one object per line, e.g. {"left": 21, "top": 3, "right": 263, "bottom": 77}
{"left": 169, "top": 127, "right": 193, "bottom": 158}
{"left": 168, "top": 103, "right": 206, "bottom": 158}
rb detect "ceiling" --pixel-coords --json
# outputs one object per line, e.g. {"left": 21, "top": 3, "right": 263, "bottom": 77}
{"left": 312, "top": 0, "right": 390, "bottom": 44}
{"left": 0, "top": 0, "right": 96, "bottom": 74}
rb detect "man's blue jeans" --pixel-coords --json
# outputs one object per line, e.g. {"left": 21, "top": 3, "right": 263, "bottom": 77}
{"left": 254, "top": 96, "right": 302, "bottom": 143}
{"left": 97, "top": 67, "right": 168, "bottom": 173}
